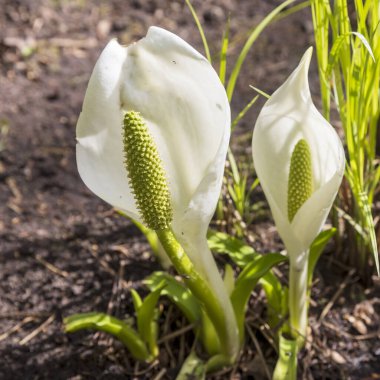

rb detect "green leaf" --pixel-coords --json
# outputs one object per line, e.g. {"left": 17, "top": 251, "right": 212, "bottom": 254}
{"left": 228, "top": 148, "right": 241, "bottom": 185}
{"left": 176, "top": 352, "right": 206, "bottom": 380}
{"left": 145, "top": 272, "right": 221, "bottom": 357}
{"left": 272, "top": 0, "right": 310, "bottom": 23}
{"left": 351, "top": 31, "right": 375, "bottom": 61}
{"left": 205, "top": 353, "right": 233, "bottom": 373}
{"left": 185, "top": 0, "right": 211, "bottom": 63}
{"left": 207, "top": 230, "right": 286, "bottom": 333}
{"left": 219, "top": 18, "right": 230, "bottom": 85}
{"left": 137, "top": 281, "right": 166, "bottom": 357}
{"left": 358, "top": 191, "right": 379, "bottom": 275}
{"left": 200, "top": 310, "right": 220, "bottom": 356}
{"left": 130, "top": 289, "right": 143, "bottom": 311}
{"left": 207, "top": 229, "right": 258, "bottom": 267}
{"left": 223, "top": 264, "right": 235, "bottom": 296}
{"left": 308, "top": 228, "right": 337, "bottom": 286}
{"left": 325, "top": 34, "right": 348, "bottom": 79}
{"left": 249, "top": 85, "right": 271, "bottom": 99}
{"left": 272, "top": 334, "right": 298, "bottom": 380}
{"left": 144, "top": 272, "right": 201, "bottom": 324}
{"left": 64, "top": 312, "right": 151, "bottom": 361}
{"left": 259, "top": 271, "right": 285, "bottom": 330}
{"left": 231, "top": 94, "right": 259, "bottom": 130}
{"left": 231, "top": 253, "right": 287, "bottom": 342}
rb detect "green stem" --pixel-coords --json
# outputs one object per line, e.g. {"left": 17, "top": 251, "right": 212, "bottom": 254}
{"left": 273, "top": 334, "right": 298, "bottom": 380}
{"left": 156, "top": 228, "right": 238, "bottom": 367}
{"left": 274, "top": 255, "right": 309, "bottom": 379}
{"left": 288, "top": 254, "right": 309, "bottom": 347}
{"left": 132, "top": 219, "right": 172, "bottom": 269}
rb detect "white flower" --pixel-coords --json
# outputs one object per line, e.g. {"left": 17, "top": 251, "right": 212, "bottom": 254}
{"left": 76, "top": 29, "right": 239, "bottom": 352}
{"left": 252, "top": 47, "right": 345, "bottom": 266}
{"left": 76, "top": 26, "right": 229, "bottom": 268}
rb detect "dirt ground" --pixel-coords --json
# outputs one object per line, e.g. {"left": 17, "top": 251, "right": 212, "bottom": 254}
{"left": 1, "top": 0, "right": 380, "bottom": 379}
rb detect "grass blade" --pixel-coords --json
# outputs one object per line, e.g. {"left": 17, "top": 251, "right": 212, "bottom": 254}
{"left": 232, "top": 94, "right": 259, "bottom": 130}
{"left": 185, "top": 0, "right": 212, "bottom": 63}
{"left": 219, "top": 18, "right": 230, "bottom": 85}
{"left": 249, "top": 85, "right": 270, "bottom": 99}
{"left": 359, "top": 192, "right": 379, "bottom": 274}
{"left": 226, "top": 0, "right": 296, "bottom": 101}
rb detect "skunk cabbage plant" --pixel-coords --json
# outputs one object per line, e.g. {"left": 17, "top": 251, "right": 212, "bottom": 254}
{"left": 76, "top": 27, "right": 239, "bottom": 366}
{"left": 252, "top": 47, "right": 345, "bottom": 342}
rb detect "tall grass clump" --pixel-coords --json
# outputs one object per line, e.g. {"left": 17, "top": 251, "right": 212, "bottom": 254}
{"left": 311, "top": 0, "right": 380, "bottom": 278}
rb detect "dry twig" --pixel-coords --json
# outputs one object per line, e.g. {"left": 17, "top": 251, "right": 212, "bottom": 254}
{"left": 318, "top": 269, "right": 356, "bottom": 322}
{"left": 246, "top": 324, "right": 272, "bottom": 380}
{"left": 35, "top": 254, "right": 69, "bottom": 278}
{"left": 0, "top": 317, "right": 35, "bottom": 342}
{"left": 18, "top": 314, "right": 55, "bottom": 345}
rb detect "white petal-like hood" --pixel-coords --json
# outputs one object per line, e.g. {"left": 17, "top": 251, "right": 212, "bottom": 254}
{"left": 76, "top": 26, "right": 230, "bottom": 271}
{"left": 252, "top": 48, "right": 345, "bottom": 263}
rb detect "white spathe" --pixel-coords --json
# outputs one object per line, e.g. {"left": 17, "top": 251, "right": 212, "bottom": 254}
{"left": 76, "top": 27, "right": 234, "bottom": 325}
{"left": 252, "top": 48, "right": 345, "bottom": 266}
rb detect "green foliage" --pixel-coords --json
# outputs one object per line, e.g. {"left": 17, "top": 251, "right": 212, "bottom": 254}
{"left": 207, "top": 229, "right": 285, "bottom": 329}
{"left": 260, "top": 270, "right": 285, "bottom": 330}
{"left": 308, "top": 228, "right": 336, "bottom": 286}
{"left": 145, "top": 271, "right": 221, "bottom": 357}
{"left": 311, "top": 0, "right": 380, "bottom": 275}
{"left": 208, "top": 227, "right": 335, "bottom": 348}
{"left": 227, "top": 149, "right": 260, "bottom": 223}
{"left": 219, "top": 18, "right": 230, "bottom": 86}
{"left": 64, "top": 312, "right": 151, "bottom": 361}
{"left": 64, "top": 283, "right": 166, "bottom": 360}
{"left": 231, "top": 253, "right": 287, "bottom": 342}
{"left": 144, "top": 271, "right": 201, "bottom": 324}
{"left": 231, "top": 94, "right": 259, "bottom": 130}
{"left": 207, "top": 229, "right": 258, "bottom": 267}
{"left": 184, "top": 0, "right": 211, "bottom": 63}
{"left": 134, "top": 282, "right": 166, "bottom": 357}
{"left": 130, "top": 288, "right": 143, "bottom": 310}
{"left": 175, "top": 352, "right": 206, "bottom": 380}
{"left": 223, "top": 263, "right": 235, "bottom": 295}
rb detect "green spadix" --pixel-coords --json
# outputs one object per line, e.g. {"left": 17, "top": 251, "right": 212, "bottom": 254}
{"left": 287, "top": 139, "right": 313, "bottom": 222}
{"left": 123, "top": 111, "right": 172, "bottom": 231}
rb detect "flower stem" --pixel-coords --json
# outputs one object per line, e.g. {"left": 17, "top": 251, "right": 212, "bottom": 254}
{"left": 156, "top": 228, "right": 238, "bottom": 367}
{"left": 288, "top": 254, "right": 309, "bottom": 347}
{"left": 273, "top": 334, "right": 298, "bottom": 380}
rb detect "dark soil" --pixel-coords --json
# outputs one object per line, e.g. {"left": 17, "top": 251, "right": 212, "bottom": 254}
{"left": 1, "top": 0, "right": 379, "bottom": 379}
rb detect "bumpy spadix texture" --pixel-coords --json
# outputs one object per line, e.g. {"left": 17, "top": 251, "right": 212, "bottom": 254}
{"left": 123, "top": 111, "right": 172, "bottom": 230}
{"left": 288, "top": 139, "right": 313, "bottom": 222}
{"left": 252, "top": 47, "right": 345, "bottom": 264}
